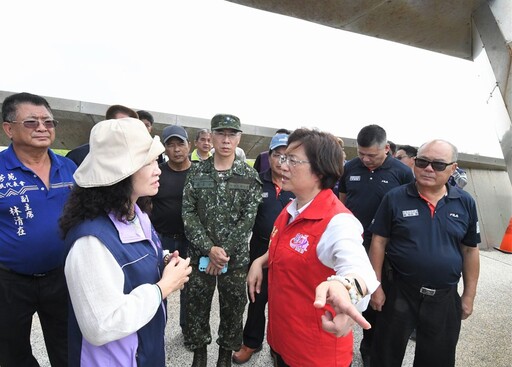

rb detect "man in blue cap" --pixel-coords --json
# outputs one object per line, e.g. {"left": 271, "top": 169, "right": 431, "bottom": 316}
{"left": 232, "top": 133, "right": 295, "bottom": 364}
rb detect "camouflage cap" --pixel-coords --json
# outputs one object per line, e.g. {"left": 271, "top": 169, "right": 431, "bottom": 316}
{"left": 211, "top": 114, "right": 242, "bottom": 132}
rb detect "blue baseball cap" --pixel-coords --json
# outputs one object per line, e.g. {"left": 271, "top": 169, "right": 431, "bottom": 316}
{"left": 269, "top": 133, "right": 289, "bottom": 150}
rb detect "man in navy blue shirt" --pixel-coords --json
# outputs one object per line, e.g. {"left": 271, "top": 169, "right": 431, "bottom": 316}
{"left": 0, "top": 92, "right": 76, "bottom": 367}
{"left": 368, "top": 139, "right": 480, "bottom": 367}
{"left": 338, "top": 124, "right": 414, "bottom": 365}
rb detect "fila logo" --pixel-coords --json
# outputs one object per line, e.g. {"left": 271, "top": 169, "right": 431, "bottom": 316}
{"left": 449, "top": 213, "right": 459, "bottom": 218}
{"left": 350, "top": 176, "right": 361, "bottom": 181}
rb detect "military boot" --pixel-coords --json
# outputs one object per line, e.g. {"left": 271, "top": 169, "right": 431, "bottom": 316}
{"left": 217, "top": 347, "right": 232, "bottom": 367}
{"left": 191, "top": 346, "right": 207, "bottom": 367}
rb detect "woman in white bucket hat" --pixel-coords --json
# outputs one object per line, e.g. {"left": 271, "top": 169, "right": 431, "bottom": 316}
{"left": 60, "top": 117, "right": 191, "bottom": 367}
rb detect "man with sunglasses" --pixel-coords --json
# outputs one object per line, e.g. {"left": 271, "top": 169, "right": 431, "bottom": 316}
{"left": 368, "top": 139, "right": 480, "bottom": 367}
{"left": 0, "top": 92, "right": 76, "bottom": 366}
{"left": 338, "top": 124, "right": 414, "bottom": 366}
{"left": 395, "top": 145, "right": 417, "bottom": 171}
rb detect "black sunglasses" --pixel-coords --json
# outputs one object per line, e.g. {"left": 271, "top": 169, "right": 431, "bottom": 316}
{"left": 414, "top": 157, "right": 455, "bottom": 171}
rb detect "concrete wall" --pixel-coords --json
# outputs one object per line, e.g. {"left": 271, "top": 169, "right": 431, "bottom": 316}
{"left": 463, "top": 168, "right": 512, "bottom": 250}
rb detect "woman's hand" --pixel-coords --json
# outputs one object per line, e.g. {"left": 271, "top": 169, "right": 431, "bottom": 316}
{"left": 157, "top": 256, "right": 192, "bottom": 298}
{"left": 314, "top": 280, "right": 371, "bottom": 337}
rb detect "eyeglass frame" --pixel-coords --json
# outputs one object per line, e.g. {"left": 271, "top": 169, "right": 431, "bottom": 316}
{"left": 414, "top": 157, "right": 456, "bottom": 171}
{"left": 278, "top": 154, "right": 310, "bottom": 167}
{"left": 270, "top": 152, "right": 284, "bottom": 160}
{"left": 8, "top": 119, "right": 58, "bottom": 129}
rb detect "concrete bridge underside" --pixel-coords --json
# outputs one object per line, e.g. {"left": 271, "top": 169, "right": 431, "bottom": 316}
{"left": 226, "top": 0, "right": 512, "bottom": 183}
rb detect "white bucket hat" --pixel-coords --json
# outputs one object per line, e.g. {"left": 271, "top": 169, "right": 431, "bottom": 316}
{"left": 74, "top": 118, "right": 165, "bottom": 188}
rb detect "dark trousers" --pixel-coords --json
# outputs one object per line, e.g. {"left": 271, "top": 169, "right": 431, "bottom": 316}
{"left": 242, "top": 268, "right": 268, "bottom": 348}
{"left": 0, "top": 267, "right": 68, "bottom": 367}
{"left": 360, "top": 238, "right": 387, "bottom": 358}
{"left": 159, "top": 234, "right": 189, "bottom": 328}
{"left": 371, "top": 277, "right": 461, "bottom": 367}
{"left": 360, "top": 306, "right": 378, "bottom": 357}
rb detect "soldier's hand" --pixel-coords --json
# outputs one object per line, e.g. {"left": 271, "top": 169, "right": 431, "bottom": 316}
{"left": 209, "top": 246, "right": 230, "bottom": 269}
{"left": 205, "top": 260, "right": 223, "bottom": 276}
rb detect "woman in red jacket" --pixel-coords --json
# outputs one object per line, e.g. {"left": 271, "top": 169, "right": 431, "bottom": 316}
{"left": 247, "top": 128, "right": 379, "bottom": 367}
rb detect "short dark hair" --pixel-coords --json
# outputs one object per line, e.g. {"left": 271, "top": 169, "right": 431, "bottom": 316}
{"left": 136, "top": 110, "right": 154, "bottom": 125}
{"left": 287, "top": 128, "right": 344, "bottom": 190}
{"left": 388, "top": 140, "right": 396, "bottom": 155}
{"left": 276, "top": 128, "right": 291, "bottom": 134}
{"left": 2, "top": 92, "right": 52, "bottom": 122}
{"left": 397, "top": 145, "right": 418, "bottom": 157}
{"left": 105, "top": 105, "right": 138, "bottom": 120}
{"left": 357, "top": 124, "right": 387, "bottom": 148}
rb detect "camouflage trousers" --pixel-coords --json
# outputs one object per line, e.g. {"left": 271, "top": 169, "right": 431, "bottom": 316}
{"left": 183, "top": 265, "right": 248, "bottom": 351}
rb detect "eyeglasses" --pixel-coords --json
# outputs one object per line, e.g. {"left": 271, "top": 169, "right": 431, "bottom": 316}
{"left": 414, "top": 157, "right": 455, "bottom": 171}
{"left": 212, "top": 131, "right": 240, "bottom": 139}
{"left": 395, "top": 155, "right": 408, "bottom": 161}
{"left": 278, "top": 155, "right": 310, "bottom": 167}
{"left": 10, "top": 119, "right": 58, "bottom": 129}
{"left": 270, "top": 152, "right": 282, "bottom": 159}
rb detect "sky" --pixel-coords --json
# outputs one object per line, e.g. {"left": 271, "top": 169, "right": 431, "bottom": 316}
{"left": 1, "top": 0, "right": 508, "bottom": 158}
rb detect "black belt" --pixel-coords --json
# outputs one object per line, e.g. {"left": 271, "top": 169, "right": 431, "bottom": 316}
{"left": 0, "top": 262, "right": 60, "bottom": 278}
{"left": 395, "top": 275, "right": 454, "bottom": 298}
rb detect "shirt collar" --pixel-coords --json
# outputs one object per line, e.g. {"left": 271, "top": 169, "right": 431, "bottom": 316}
{"left": 3, "top": 144, "right": 63, "bottom": 172}
{"left": 108, "top": 204, "right": 152, "bottom": 244}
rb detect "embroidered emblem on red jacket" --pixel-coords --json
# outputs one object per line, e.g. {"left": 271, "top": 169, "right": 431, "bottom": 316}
{"left": 290, "top": 233, "right": 309, "bottom": 254}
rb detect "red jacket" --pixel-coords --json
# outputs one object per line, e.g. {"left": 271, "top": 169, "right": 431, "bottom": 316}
{"left": 267, "top": 189, "right": 353, "bottom": 367}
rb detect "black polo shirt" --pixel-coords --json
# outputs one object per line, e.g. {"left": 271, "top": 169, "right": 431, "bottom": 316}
{"left": 369, "top": 182, "right": 480, "bottom": 287}
{"left": 339, "top": 155, "right": 414, "bottom": 245}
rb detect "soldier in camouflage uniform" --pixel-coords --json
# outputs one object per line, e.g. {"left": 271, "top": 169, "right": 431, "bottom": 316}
{"left": 182, "top": 114, "right": 262, "bottom": 367}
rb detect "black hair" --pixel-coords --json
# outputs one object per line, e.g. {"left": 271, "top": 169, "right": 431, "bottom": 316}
{"left": 357, "top": 124, "right": 387, "bottom": 148}
{"left": 388, "top": 140, "right": 396, "bottom": 155}
{"left": 2, "top": 92, "right": 52, "bottom": 122}
{"left": 59, "top": 177, "right": 151, "bottom": 238}
{"left": 397, "top": 145, "right": 418, "bottom": 157}
{"left": 275, "top": 128, "right": 291, "bottom": 134}
{"left": 136, "top": 110, "right": 154, "bottom": 125}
